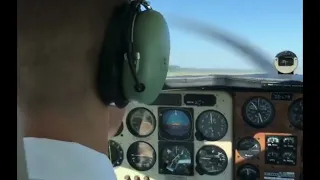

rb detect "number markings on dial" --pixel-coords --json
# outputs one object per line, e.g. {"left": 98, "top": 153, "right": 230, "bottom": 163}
{"left": 242, "top": 97, "right": 275, "bottom": 128}
{"left": 127, "top": 141, "right": 156, "bottom": 171}
{"left": 196, "top": 145, "right": 228, "bottom": 175}
{"left": 196, "top": 110, "right": 228, "bottom": 141}
{"left": 288, "top": 98, "right": 303, "bottom": 130}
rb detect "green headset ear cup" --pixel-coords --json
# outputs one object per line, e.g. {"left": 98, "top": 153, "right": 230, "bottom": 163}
{"left": 123, "top": 10, "right": 170, "bottom": 104}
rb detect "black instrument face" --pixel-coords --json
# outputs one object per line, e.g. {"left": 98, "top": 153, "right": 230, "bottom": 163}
{"left": 288, "top": 98, "right": 303, "bottom": 130}
{"left": 196, "top": 110, "right": 228, "bottom": 141}
{"left": 242, "top": 97, "right": 275, "bottom": 128}
{"left": 114, "top": 122, "right": 123, "bottom": 137}
{"left": 267, "top": 136, "right": 281, "bottom": 145}
{"left": 281, "top": 150, "right": 297, "bottom": 165}
{"left": 158, "top": 142, "right": 194, "bottom": 176}
{"left": 195, "top": 145, "right": 228, "bottom": 176}
{"left": 127, "top": 141, "right": 156, "bottom": 171}
{"left": 265, "top": 135, "right": 297, "bottom": 165}
{"left": 158, "top": 108, "right": 194, "bottom": 141}
{"left": 126, "top": 108, "right": 156, "bottom": 137}
{"left": 237, "top": 164, "right": 260, "bottom": 180}
{"left": 237, "top": 137, "right": 261, "bottom": 159}
{"left": 108, "top": 140, "right": 124, "bottom": 167}
{"left": 266, "top": 150, "right": 281, "bottom": 164}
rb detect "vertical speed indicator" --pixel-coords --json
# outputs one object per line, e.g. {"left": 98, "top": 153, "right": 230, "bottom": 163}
{"left": 195, "top": 145, "right": 228, "bottom": 176}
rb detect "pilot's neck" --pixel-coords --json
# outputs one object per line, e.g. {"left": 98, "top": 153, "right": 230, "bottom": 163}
{"left": 20, "top": 108, "right": 110, "bottom": 156}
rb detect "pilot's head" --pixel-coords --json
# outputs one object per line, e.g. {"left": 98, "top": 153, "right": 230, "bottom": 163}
{"left": 18, "top": 0, "right": 129, "bottom": 150}
{"left": 18, "top": 0, "right": 170, "bottom": 151}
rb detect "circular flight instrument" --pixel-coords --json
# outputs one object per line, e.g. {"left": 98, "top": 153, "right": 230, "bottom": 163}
{"left": 196, "top": 145, "right": 228, "bottom": 176}
{"left": 114, "top": 122, "right": 123, "bottom": 136}
{"left": 288, "top": 98, "right": 303, "bottom": 130}
{"left": 237, "top": 164, "right": 260, "bottom": 180}
{"left": 108, "top": 140, "right": 124, "bottom": 167}
{"left": 161, "top": 145, "right": 193, "bottom": 175}
{"left": 237, "top": 137, "right": 261, "bottom": 159}
{"left": 126, "top": 108, "right": 156, "bottom": 137}
{"left": 160, "top": 109, "right": 192, "bottom": 139}
{"left": 196, "top": 110, "right": 228, "bottom": 141}
{"left": 127, "top": 141, "right": 156, "bottom": 171}
{"left": 242, "top": 97, "right": 275, "bottom": 128}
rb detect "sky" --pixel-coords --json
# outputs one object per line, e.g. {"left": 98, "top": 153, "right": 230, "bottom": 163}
{"left": 151, "top": 0, "right": 303, "bottom": 74}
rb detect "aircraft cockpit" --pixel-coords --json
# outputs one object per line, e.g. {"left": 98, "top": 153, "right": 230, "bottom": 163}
{"left": 109, "top": 50, "right": 303, "bottom": 180}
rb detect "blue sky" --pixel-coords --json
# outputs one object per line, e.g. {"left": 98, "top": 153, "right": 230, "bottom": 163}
{"left": 152, "top": 0, "right": 303, "bottom": 74}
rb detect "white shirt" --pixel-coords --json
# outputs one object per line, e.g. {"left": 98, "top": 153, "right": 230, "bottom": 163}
{"left": 24, "top": 138, "right": 116, "bottom": 180}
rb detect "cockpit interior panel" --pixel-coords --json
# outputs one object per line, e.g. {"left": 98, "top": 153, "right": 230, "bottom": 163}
{"left": 110, "top": 90, "right": 303, "bottom": 180}
{"left": 111, "top": 91, "right": 233, "bottom": 180}
{"left": 234, "top": 92, "right": 303, "bottom": 180}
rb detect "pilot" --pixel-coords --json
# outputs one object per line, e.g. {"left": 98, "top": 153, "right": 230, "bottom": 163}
{"left": 17, "top": 0, "right": 170, "bottom": 179}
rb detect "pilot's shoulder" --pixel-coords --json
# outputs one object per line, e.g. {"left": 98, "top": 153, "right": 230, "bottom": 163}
{"left": 24, "top": 138, "right": 116, "bottom": 180}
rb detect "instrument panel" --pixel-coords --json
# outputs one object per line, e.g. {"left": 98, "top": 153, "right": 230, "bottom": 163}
{"left": 111, "top": 91, "right": 233, "bottom": 180}
{"left": 109, "top": 90, "right": 303, "bottom": 180}
{"left": 234, "top": 92, "right": 303, "bottom": 180}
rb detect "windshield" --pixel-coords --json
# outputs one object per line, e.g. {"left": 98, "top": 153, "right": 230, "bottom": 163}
{"left": 152, "top": 0, "right": 303, "bottom": 76}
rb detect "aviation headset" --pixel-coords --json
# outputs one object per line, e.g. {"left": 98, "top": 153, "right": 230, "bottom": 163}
{"left": 98, "top": 0, "right": 170, "bottom": 108}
